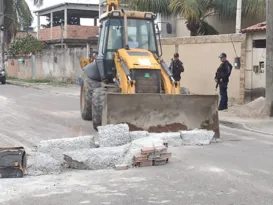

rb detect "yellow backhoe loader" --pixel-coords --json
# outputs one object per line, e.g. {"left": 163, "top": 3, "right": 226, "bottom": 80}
{"left": 80, "top": 0, "right": 220, "bottom": 137}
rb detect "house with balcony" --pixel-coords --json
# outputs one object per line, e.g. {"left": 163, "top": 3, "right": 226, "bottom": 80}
{"left": 34, "top": 2, "right": 99, "bottom": 48}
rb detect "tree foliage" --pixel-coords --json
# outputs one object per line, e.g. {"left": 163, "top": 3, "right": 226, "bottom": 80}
{"left": 9, "top": 34, "right": 44, "bottom": 56}
{"left": 123, "top": 0, "right": 266, "bottom": 36}
{"left": 4, "top": 0, "right": 34, "bottom": 44}
{"left": 32, "top": 0, "right": 43, "bottom": 7}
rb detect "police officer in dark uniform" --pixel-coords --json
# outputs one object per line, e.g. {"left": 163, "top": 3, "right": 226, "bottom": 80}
{"left": 215, "top": 53, "right": 233, "bottom": 111}
{"left": 170, "top": 53, "right": 184, "bottom": 81}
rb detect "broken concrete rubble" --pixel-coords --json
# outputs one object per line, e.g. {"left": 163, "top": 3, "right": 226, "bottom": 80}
{"left": 149, "top": 132, "right": 182, "bottom": 147}
{"left": 98, "top": 124, "right": 131, "bottom": 147}
{"left": 63, "top": 144, "right": 130, "bottom": 170}
{"left": 26, "top": 124, "right": 215, "bottom": 176}
{"left": 129, "top": 131, "right": 150, "bottom": 141}
{"left": 36, "top": 135, "right": 96, "bottom": 161}
{"left": 181, "top": 129, "right": 214, "bottom": 145}
{"left": 26, "top": 152, "right": 62, "bottom": 176}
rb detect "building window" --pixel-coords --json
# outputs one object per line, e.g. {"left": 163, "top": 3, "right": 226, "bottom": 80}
{"left": 253, "top": 39, "right": 266, "bottom": 48}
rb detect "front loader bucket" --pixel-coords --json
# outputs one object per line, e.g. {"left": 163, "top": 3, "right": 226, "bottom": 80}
{"left": 0, "top": 147, "right": 26, "bottom": 178}
{"left": 102, "top": 93, "right": 220, "bottom": 138}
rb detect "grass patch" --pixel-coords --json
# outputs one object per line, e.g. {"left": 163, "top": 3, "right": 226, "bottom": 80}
{"left": 23, "top": 79, "right": 52, "bottom": 84}
{"left": 8, "top": 77, "right": 51, "bottom": 84}
{"left": 7, "top": 77, "right": 75, "bottom": 87}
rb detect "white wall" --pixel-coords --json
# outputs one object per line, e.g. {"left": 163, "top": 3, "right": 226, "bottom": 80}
{"left": 245, "top": 31, "right": 266, "bottom": 101}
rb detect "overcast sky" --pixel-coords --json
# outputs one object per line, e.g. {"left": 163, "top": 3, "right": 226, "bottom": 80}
{"left": 27, "top": 0, "right": 99, "bottom": 29}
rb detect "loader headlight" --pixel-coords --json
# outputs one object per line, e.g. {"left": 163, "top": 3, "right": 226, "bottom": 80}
{"left": 0, "top": 70, "right": 4, "bottom": 75}
{"left": 112, "top": 11, "right": 120, "bottom": 17}
{"left": 145, "top": 13, "right": 152, "bottom": 19}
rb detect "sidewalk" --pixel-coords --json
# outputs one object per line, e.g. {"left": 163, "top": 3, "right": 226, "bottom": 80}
{"left": 6, "top": 79, "right": 80, "bottom": 97}
{"left": 219, "top": 111, "right": 273, "bottom": 136}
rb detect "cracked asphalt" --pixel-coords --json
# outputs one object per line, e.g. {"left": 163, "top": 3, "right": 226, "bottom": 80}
{"left": 1, "top": 84, "right": 273, "bottom": 205}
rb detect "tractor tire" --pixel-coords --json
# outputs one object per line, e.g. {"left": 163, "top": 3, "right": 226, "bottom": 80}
{"left": 92, "top": 87, "right": 106, "bottom": 131}
{"left": 80, "top": 75, "right": 101, "bottom": 121}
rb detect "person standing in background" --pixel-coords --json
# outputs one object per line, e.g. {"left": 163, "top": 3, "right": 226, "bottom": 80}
{"left": 215, "top": 53, "right": 233, "bottom": 111}
{"left": 169, "top": 53, "right": 184, "bottom": 82}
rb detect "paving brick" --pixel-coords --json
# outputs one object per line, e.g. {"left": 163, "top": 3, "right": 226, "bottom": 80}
{"left": 133, "top": 154, "right": 148, "bottom": 162}
{"left": 154, "top": 159, "right": 168, "bottom": 166}
{"left": 160, "top": 152, "right": 172, "bottom": 160}
{"left": 154, "top": 145, "right": 167, "bottom": 153}
{"left": 133, "top": 162, "right": 140, "bottom": 167}
{"left": 141, "top": 147, "right": 155, "bottom": 155}
{"left": 139, "top": 160, "right": 153, "bottom": 167}
{"left": 115, "top": 164, "right": 128, "bottom": 170}
{"left": 148, "top": 153, "right": 161, "bottom": 160}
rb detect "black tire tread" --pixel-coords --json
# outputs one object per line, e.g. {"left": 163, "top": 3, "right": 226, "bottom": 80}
{"left": 1, "top": 77, "right": 6, "bottom": 84}
{"left": 92, "top": 87, "right": 106, "bottom": 131}
{"left": 80, "top": 74, "right": 100, "bottom": 120}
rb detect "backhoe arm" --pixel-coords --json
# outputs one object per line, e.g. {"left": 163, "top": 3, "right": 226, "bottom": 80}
{"left": 107, "top": 0, "right": 119, "bottom": 12}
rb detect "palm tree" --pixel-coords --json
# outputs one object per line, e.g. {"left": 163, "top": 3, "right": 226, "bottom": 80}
{"left": 4, "top": 0, "right": 44, "bottom": 43}
{"left": 33, "top": 0, "right": 43, "bottom": 7}
{"left": 169, "top": 0, "right": 218, "bottom": 36}
{"left": 4, "top": 0, "right": 33, "bottom": 45}
{"left": 123, "top": 0, "right": 266, "bottom": 36}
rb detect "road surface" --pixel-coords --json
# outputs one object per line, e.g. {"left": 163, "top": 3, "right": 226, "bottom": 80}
{"left": 1, "top": 84, "right": 273, "bottom": 205}
{"left": 0, "top": 84, "right": 94, "bottom": 151}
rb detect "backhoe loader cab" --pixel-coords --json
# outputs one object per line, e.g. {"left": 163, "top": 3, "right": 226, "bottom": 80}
{"left": 96, "top": 10, "right": 160, "bottom": 81}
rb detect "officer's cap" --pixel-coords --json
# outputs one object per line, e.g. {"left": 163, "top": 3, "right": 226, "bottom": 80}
{"left": 219, "top": 53, "right": 227, "bottom": 58}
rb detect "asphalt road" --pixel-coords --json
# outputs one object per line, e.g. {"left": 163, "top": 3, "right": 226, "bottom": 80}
{"left": 1, "top": 84, "right": 273, "bottom": 205}
{"left": 0, "top": 84, "right": 94, "bottom": 151}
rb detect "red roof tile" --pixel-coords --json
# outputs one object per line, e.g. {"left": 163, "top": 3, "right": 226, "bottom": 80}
{"left": 241, "top": 21, "right": 266, "bottom": 33}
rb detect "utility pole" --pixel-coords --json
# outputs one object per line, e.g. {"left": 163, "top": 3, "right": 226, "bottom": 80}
{"left": 235, "top": 0, "right": 242, "bottom": 33}
{"left": 61, "top": 22, "right": 64, "bottom": 49}
{"left": 99, "top": 0, "right": 106, "bottom": 18}
{"left": 99, "top": 0, "right": 102, "bottom": 17}
{"left": 0, "top": 0, "right": 4, "bottom": 70}
{"left": 266, "top": 0, "right": 273, "bottom": 116}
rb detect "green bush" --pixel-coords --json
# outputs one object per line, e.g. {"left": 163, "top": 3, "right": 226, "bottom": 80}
{"left": 9, "top": 34, "right": 44, "bottom": 56}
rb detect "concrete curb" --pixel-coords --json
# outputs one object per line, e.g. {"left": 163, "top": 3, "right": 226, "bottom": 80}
{"left": 220, "top": 120, "right": 273, "bottom": 136}
{"left": 6, "top": 80, "right": 42, "bottom": 90}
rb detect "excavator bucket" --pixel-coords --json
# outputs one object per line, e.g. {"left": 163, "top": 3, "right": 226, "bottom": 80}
{"left": 0, "top": 147, "right": 26, "bottom": 178}
{"left": 102, "top": 93, "right": 220, "bottom": 138}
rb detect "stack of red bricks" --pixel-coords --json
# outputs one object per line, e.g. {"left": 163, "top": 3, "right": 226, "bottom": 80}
{"left": 133, "top": 143, "right": 172, "bottom": 167}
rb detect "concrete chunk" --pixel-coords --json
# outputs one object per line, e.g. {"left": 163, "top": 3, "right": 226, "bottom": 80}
{"left": 63, "top": 144, "right": 130, "bottom": 170}
{"left": 26, "top": 152, "right": 62, "bottom": 176}
{"left": 98, "top": 124, "right": 130, "bottom": 147}
{"left": 149, "top": 132, "right": 182, "bottom": 147}
{"left": 130, "top": 131, "right": 149, "bottom": 141}
{"left": 181, "top": 130, "right": 215, "bottom": 145}
{"left": 37, "top": 135, "right": 96, "bottom": 161}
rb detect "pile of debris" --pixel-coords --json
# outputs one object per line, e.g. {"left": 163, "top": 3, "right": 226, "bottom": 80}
{"left": 229, "top": 97, "right": 270, "bottom": 118}
{"left": 25, "top": 124, "right": 215, "bottom": 176}
{"left": 133, "top": 144, "right": 172, "bottom": 167}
